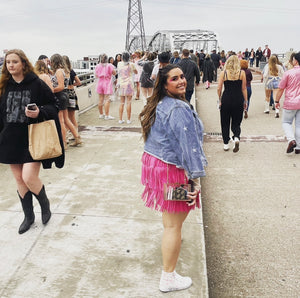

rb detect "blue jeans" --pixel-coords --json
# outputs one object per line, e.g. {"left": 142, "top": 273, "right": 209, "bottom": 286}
{"left": 246, "top": 86, "right": 252, "bottom": 111}
{"left": 282, "top": 109, "right": 300, "bottom": 149}
{"left": 270, "top": 91, "right": 274, "bottom": 106}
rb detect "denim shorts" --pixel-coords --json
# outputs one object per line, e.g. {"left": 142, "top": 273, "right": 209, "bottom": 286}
{"left": 265, "top": 76, "right": 280, "bottom": 90}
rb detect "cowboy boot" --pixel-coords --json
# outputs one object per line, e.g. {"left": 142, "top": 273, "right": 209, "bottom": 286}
{"left": 33, "top": 185, "right": 51, "bottom": 224}
{"left": 18, "top": 191, "right": 35, "bottom": 234}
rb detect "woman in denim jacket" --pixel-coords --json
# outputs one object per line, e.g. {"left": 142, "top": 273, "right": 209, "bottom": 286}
{"left": 139, "top": 64, "right": 207, "bottom": 293}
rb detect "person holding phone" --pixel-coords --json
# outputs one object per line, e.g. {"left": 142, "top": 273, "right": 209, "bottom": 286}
{"left": 139, "top": 64, "right": 207, "bottom": 292}
{"left": 0, "top": 49, "right": 64, "bottom": 234}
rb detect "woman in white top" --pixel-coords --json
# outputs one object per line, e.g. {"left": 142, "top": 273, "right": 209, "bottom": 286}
{"left": 261, "top": 55, "right": 284, "bottom": 117}
{"left": 117, "top": 52, "right": 137, "bottom": 124}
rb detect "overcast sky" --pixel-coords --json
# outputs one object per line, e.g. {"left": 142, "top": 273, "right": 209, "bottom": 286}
{"left": 0, "top": 0, "right": 299, "bottom": 63}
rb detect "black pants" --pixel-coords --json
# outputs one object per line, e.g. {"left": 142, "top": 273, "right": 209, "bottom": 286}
{"left": 255, "top": 58, "right": 260, "bottom": 68}
{"left": 220, "top": 101, "right": 243, "bottom": 144}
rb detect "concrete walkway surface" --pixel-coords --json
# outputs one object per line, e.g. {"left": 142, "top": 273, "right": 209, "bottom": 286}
{"left": 196, "top": 73, "right": 299, "bottom": 297}
{"left": 0, "top": 94, "right": 208, "bottom": 297}
{"left": 1, "top": 70, "right": 299, "bottom": 298}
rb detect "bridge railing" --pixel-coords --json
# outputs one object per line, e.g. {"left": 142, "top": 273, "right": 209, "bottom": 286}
{"left": 74, "top": 72, "right": 98, "bottom": 113}
{"left": 77, "top": 71, "right": 95, "bottom": 86}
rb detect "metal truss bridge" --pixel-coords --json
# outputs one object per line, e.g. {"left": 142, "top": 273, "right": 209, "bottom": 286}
{"left": 127, "top": 29, "right": 218, "bottom": 53}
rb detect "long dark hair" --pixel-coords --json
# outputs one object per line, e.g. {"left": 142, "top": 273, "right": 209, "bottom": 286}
{"left": 0, "top": 49, "right": 34, "bottom": 96}
{"left": 139, "top": 64, "right": 185, "bottom": 142}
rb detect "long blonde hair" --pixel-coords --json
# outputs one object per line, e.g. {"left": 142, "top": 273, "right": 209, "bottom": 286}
{"left": 223, "top": 55, "right": 241, "bottom": 78}
{"left": 268, "top": 56, "right": 278, "bottom": 76}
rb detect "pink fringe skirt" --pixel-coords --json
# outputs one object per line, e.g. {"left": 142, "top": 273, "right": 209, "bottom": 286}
{"left": 141, "top": 152, "right": 200, "bottom": 213}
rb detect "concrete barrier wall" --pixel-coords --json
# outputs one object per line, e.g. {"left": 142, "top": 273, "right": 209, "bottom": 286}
{"left": 75, "top": 82, "right": 98, "bottom": 113}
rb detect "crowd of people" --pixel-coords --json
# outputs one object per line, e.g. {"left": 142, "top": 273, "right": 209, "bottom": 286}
{"left": 0, "top": 46, "right": 299, "bottom": 294}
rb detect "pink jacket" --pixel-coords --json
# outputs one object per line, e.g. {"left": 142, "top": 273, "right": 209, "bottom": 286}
{"left": 279, "top": 66, "right": 300, "bottom": 110}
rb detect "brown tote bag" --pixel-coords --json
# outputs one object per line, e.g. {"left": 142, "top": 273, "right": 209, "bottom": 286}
{"left": 28, "top": 120, "right": 62, "bottom": 160}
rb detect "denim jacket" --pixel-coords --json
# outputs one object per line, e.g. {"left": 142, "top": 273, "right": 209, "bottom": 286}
{"left": 144, "top": 96, "right": 207, "bottom": 179}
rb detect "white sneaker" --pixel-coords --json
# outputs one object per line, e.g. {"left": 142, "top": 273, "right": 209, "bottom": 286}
{"left": 159, "top": 271, "right": 192, "bottom": 293}
{"left": 223, "top": 144, "right": 229, "bottom": 151}
{"left": 127, "top": 120, "right": 132, "bottom": 124}
{"left": 233, "top": 137, "right": 239, "bottom": 153}
{"left": 118, "top": 120, "right": 125, "bottom": 124}
{"left": 99, "top": 114, "right": 105, "bottom": 119}
{"left": 105, "top": 115, "right": 115, "bottom": 120}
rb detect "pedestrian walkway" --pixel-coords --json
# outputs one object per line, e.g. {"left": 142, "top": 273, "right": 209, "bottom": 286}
{"left": 1, "top": 73, "right": 299, "bottom": 297}
{"left": 196, "top": 74, "right": 299, "bottom": 297}
{"left": 0, "top": 95, "right": 208, "bottom": 297}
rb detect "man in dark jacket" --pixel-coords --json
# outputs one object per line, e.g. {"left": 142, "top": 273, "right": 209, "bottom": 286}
{"left": 178, "top": 49, "right": 200, "bottom": 102}
{"left": 210, "top": 49, "right": 221, "bottom": 81}
{"left": 255, "top": 47, "right": 263, "bottom": 67}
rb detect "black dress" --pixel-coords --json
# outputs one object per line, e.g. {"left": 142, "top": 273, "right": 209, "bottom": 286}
{"left": 0, "top": 72, "right": 65, "bottom": 169}
{"left": 139, "top": 61, "right": 154, "bottom": 88}
{"left": 220, "top": 71, "right": 244, "bottom": 144}
{"left": 202, "top": 58, "right": 215, "bottom": 83}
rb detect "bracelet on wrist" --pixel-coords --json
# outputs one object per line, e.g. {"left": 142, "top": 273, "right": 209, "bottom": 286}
{"left": 275, "top": 101, "right": 279, "bottom": 103}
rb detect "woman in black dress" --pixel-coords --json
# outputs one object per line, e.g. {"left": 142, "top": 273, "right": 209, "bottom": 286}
{"left": 202, "top": 54, "right": 215, "bottom": 89}
{"left": 138, "top": 52, "right": 156, "bottom": 100}
{"left": 217, "top": 55, "right": 248, "bottom": 152}
{"left": 0, "top": 49, "right": 64, "bottom": 234}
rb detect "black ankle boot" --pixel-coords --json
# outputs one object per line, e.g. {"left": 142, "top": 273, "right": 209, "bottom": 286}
{"left": 33, "top": 185, "right": 51, "bottom": 224}
{"left": 18, "top": 191, "right": 35, "bottom": 234}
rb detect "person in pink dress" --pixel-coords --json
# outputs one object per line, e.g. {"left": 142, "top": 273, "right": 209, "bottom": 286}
{"left": 117, "top": 52, "right": 137, "bottom": 124}
{"left": 95, "top": 54, "right": 116, "bottom": 120}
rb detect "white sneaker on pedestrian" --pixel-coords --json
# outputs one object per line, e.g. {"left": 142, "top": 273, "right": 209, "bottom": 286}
{"left": 223, "top": 144, "right": 229, "bottom": 151}
{"left": 105, "top": 115, "right": 115, "bottom": 120}
{"left": 99, "top": 114, "right": 105, "bottom": 119}
{"left": 264, "top": 101, "right": 270, "bottom": 114}
{"left": 127, "top": 120, "right": 132, "bottom": 124}
{"left": 233, "top": 137, "right": 239, "bottom": 153}
{"left": 159, "top": 270, "right": 192, "bottom": 293}
{"left": 118, "top": 120, "right": 125, "bottom": 124}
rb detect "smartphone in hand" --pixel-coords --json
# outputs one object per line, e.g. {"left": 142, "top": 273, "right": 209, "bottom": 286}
{"left": 27, "top": 103, "right": 37, "bottom": 110}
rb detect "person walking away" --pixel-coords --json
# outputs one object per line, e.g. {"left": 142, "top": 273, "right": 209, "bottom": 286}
{"left": 0, "top": 49, "right": 64, "bottom": 234}
{"left": 261, "top": 55, "right": 284, "bottom": 117}
{"left": 108, "top": 56, "right": 118, "bottom": 101}
{"left": 211, "top": 49, "right": 221, "bottom": 81}
{"left": 178, "top": 49, "right": 200, "bottom": 102}
{"left": 217, "top": 55, "right": 248, "bottom": 152}
{"left": 202, "top": 54, "right": 215, "bottom": 89}
{"left": 133, "top": 51, "right": 143, "bottom": 100}
{"left": 151, "top": 52, "right": 170, "bottom": 82}
{"left": 198, "top": 49, "right": 206, "bottom": 75}
{"left": 138, "top": 52, "right": 156, "bottom": 101}
{"left": 240, "top": 60, "right": 253, "bottom": 118}
{"left": 139, "top": 64, "right": 207, "bottom": 292}
{"left": 95, "top": 53, "right": 116, "bottom": 120}
{"left": 50, "top": 54, "right": 82, "bottom": 148}
{"left": 117, "top": 52, "right": 137, "bottom": 124}
{"left": 189, "top": 49, "right": 198, "bottom": 64}
{"left": 275, "top": 51, "right": 300, "bottom": 154}
{"left": 34, "top": 60, "right": 54, "bottom": 92}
